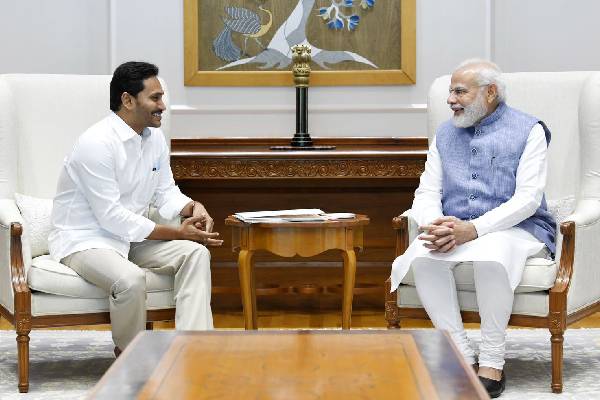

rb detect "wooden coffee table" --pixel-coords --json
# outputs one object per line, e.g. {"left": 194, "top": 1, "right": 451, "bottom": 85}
{"left": 225, "top": 215, "right": 370, "bottom": 330}
{"left": 88, "top": 330, "right": 488, "bottom": 399}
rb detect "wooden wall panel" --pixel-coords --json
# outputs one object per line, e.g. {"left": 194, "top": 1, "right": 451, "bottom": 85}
{"left": 171, "top": 137, "right": 427, "bottom": 293}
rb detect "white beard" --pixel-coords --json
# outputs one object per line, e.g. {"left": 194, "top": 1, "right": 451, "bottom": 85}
{"left": 452, "top": 92, "right": 488, "bottom": 128}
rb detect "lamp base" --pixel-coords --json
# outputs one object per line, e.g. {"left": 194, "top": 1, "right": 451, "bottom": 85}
{"left": 270, "top": 145, "right": 336, "bottom": 151}
{"left": 290, "top": 132, "right": 313, "bottom": 147}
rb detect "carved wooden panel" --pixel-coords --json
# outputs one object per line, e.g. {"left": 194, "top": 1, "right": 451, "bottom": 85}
{"left": 173, "top": 158, "right": 425, "bottom": 180}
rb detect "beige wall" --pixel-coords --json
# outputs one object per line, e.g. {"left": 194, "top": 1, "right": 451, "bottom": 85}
{"left": 1, "top": 0, "right": 598, "bottom": 138}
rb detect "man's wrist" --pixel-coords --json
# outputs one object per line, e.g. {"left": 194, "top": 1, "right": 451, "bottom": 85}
{"left": 147, "top": 223, "right": 184, "bottom": 241}
{"left": 470, "top": 219, "right": 484, "bottom": 238}
{"left": 180, "top": 201, "right": 195, "bottom": 217}
{"left": 468, "top": 221, "right": 479, "bottom": 240}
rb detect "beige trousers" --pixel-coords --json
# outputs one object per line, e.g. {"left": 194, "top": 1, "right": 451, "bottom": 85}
{"left": 62, "top": 240, "right": 213, "bottom": 349}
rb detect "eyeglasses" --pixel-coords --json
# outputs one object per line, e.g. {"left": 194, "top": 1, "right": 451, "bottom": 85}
{"left": 448, "top": 84, "right": 488, "bottom": 99}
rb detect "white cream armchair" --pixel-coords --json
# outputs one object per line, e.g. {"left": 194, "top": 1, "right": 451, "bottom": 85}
{"left": 385, "top": 71, "right": 600, "bottom": 394}
{"left": 0, "top": 74, "right": 178, "bottom": 393}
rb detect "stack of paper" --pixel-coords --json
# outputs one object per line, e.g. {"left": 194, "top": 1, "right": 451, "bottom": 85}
{"left": 323, "top": 213, "right": 356, "bottom": 220}
{"left": 234, "top": 209, "right": 356, "bottom": 223}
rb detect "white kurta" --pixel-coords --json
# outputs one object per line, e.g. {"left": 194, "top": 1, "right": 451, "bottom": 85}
{"left": 390, "top": 123, "right": 550, "bottom": 292}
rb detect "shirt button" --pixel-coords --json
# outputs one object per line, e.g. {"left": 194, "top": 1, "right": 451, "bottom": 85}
{"left": 471, "top": 173, "right": 478, "bottom": 179}
{"left": 471, "top": 148, "right": 477, "bottom": 155}
{"left": 469, "top": 194, "right": 476, "bottom": 200}
{"left": 475, "top": 129, "right": 481, "bottom": 136}
{"left": 470, "top": 214, "right": 476, "bottom": 220}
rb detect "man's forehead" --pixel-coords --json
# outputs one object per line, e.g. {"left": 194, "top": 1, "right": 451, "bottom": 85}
{"left": 450, "top": 69, "right": 478, "bottom": 87}
{"left": 142, "top": 76, "right": 164, "bottom": 94}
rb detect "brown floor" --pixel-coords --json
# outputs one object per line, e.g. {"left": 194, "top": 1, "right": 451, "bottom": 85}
{"left": 1, "top": 266, "right": 599, "bottom": 330}
{"left": 2, "top": 310, "right": 600, "bottom": 331}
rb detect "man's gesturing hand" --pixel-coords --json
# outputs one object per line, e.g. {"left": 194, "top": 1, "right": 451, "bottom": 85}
{"left": 191, "top": 202, "right": 214, "bottom": 233}
{"left": 180, "top": 216, "right": 223, "bottom": 247}
{"left": 418, "top": 216, "right": 478, "bottom": 253}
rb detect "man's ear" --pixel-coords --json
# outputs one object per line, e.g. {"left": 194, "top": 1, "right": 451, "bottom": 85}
{"left": 120, "top": 92, "right": 135, "bottom": 110}
{"left": 487, "top": 84, "right": 498, "bottom": 103}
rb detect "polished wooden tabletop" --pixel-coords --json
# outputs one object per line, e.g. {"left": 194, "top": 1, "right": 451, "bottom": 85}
{"left": 88, "top": 330, "right": 489, "bottom": 400}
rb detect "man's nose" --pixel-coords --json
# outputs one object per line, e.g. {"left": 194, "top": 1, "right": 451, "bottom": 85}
{"left": 447, "top": 93, "right": 456, "bottom": 105}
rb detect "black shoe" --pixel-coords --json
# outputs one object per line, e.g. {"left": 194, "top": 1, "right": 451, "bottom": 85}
{"left": 479, "top": 372, "right": 505, "bottom": 398}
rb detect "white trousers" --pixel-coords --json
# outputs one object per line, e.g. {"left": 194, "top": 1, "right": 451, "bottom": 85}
{"left": 62, "top": 240, "right": 213, "bottom": 349}
{"left": 412, "top": 257, "right": 514, "bottom": 370}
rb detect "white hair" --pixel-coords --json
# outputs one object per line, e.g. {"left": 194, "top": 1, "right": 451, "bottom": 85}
{"left": 455, "top": 58, "right": 506, "bottom": 102}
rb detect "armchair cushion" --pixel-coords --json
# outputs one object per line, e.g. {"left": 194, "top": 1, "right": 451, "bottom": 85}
{"left": 15, "top": 196, "right": 182, "bottom": 299}
{"left": 398, "top": 196, "right": 573, "bottom": 294}
{"left": 28, "top": 255, "right": 106, "bottom": 299}
{"left": 30, "top": 290, "right": 176, "bottom": 316}
{"left": 401, "top": 257, "right": 557, "bottom": 293}
{"left": 399, "top": 285, "right": 550, "bottom": 317}
{"left": 28, "top": 255, "right": 175, "bottom": 299}
{"left": 14, "top": 193, "right": 52, "bottom": 257}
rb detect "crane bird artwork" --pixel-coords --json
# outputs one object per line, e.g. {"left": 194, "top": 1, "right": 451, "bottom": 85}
{"left": 213, "top": 0, "right": 378, "bottom": 70}
{"left": 212, "top": 3, "right": 273, "bottom": 62}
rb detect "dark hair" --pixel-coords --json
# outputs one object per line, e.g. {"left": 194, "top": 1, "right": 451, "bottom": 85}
{"left": 109, "top": 61, "right": 159, "bottom": 112}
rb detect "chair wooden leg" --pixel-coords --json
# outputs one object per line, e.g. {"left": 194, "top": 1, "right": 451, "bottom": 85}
{"left": 550, "top": 328, "right": 564, "bottom": 393}
{"left": 549, "top": 289, "right": 567, "bottom": 394}
{"left": 384, "top": 278, "right": 401, "bottom": 329}
{"left": 16, "top": 324, "right": 31, "bottom": 393}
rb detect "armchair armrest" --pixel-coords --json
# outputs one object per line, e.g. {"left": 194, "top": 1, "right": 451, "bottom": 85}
{"left": 0, "top": 199, "right": 31, "bottom": 315}
{"left": 550, "top": 221, "right": 575, "bottom": 294}
{"left": 387, "top": 211, "right": 417, "bottom": 328}
{"left": 391, "top": 209, "right": 419, "bottom": 257}
{"left": 0, "top": 198, "right": 24, "bottom": 227}
{"left": 563, "top": 199, "right": 600, "bottom": 227}
{"left": 551, "top": 199, "right": 600, "bottom": 314}
{"left": 392, "top": 215, "right": 409, "bottom": 257}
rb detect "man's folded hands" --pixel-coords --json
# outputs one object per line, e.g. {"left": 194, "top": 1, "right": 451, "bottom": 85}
{"left": 418, "top": 216, "right": 478, "bottom": 253}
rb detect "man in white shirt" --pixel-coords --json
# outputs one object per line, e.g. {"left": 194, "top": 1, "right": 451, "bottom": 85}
{"left": 390, "top": 59, "right": 555, "bottom": 398}
{"left": 49, "top": 61, "right": 222, "bottom": 353}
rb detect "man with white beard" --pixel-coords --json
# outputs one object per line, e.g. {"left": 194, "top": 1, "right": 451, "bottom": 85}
{"left": 389, "top": 59, "right": 555, "bottom": 398}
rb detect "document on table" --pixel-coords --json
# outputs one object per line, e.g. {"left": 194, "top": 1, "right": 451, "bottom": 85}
{"left": 234, "top": 209, "right": 356, "bottom": 223}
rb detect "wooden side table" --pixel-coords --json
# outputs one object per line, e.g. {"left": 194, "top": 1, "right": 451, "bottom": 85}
{"left": 225, "top": 215, "right": 370, "bottom": 330}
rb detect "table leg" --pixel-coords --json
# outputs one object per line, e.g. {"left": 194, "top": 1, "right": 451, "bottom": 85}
{"left": 238, "top": 249, "right": 257, "bottom": 330}
{"left": 249, "top": 254, "right": 257, "bottom": 327}
{"left": 342, "top": 249, "right": 357, "bottom": 329}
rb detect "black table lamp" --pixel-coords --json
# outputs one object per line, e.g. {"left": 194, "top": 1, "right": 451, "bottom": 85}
{"left": 270, "top": 45, "right": 335, "bottom": 151}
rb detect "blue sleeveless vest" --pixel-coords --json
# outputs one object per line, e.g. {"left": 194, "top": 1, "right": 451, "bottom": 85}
{"left": 435, "top": 102, "right": 556, "bottom": 254}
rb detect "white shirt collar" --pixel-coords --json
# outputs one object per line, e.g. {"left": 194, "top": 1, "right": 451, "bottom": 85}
{"left": 109, "top": 112, "right": 151, "bottom": 141}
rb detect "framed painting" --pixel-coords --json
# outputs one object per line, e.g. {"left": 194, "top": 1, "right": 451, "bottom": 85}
{"left": 184, "top": 0, "right": 415, "bottom": 86}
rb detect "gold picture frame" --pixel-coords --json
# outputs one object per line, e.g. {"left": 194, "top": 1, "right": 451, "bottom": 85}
{"left": 184, "top": 0, "right": 415, "bottom": 86}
